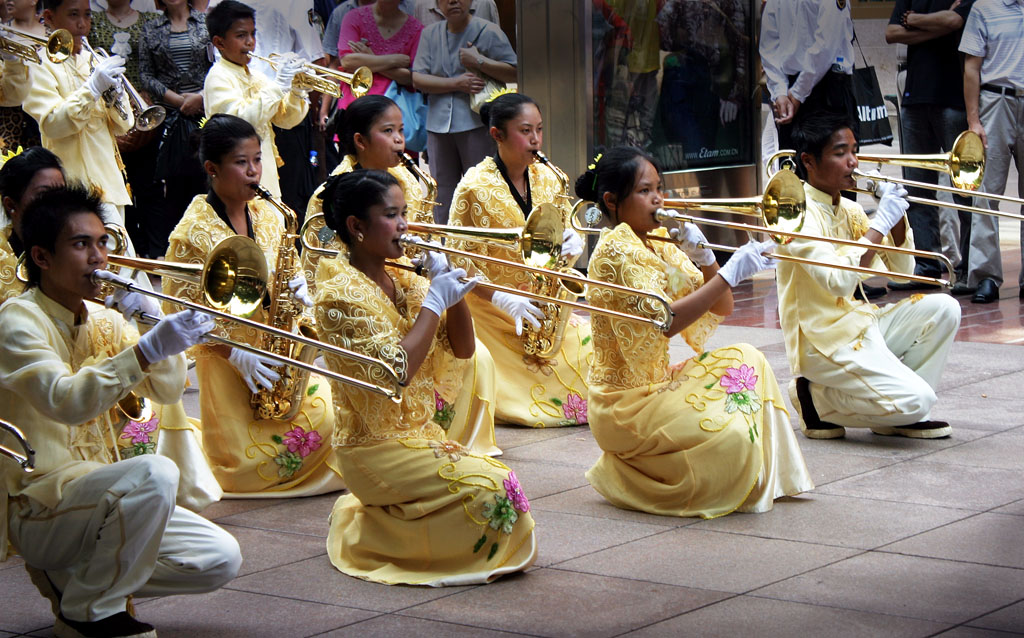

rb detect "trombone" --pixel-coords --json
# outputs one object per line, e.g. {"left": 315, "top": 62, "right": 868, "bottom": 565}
{"left": 81, "top": 39, "right": 166, "bottom": 132}
{"left": 571, "top": 169, "right": 955, "bottom": 288}
{"left": 100, "top": 235, "right": 404, "bottom": 402}
{"left": 0, "top": 418, "right": 34, "bottom": 472}
{"left": 248, "top": 53, "right": 373, "bottom": 99}
{"left": 0, "top": 25, "right": 72, "bottom": 64}
{"left": 299, "top": 207, "right": 676, "bottom": 332}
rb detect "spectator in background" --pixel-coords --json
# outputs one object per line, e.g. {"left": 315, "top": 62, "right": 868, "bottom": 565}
{"left": 885, "top": 0, "right": 975, "bottom": 294}
{"left": 958, "top": 0, "right": 1024, "bottom": 304}
{"left": 413, "top": 0, "right": 497, "bottom": 26}
{"left": 601, "top": 0, "right": 659, "bottom": 149}
{"left": 0, "top": 0, "right": 45, "bottom": 151}
{"left": 138, "top": 0, "right": 212, "bottom": 256}
{"left": 412, "top": 0, "right": 515, "bottom": 222}
{"left": 321, "top": 0, "right": 414, "bottom": 68}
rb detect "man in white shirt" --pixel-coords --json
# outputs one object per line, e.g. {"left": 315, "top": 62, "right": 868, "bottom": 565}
{"left": 957, "top": 0, "right": 1024, "bottom": 303}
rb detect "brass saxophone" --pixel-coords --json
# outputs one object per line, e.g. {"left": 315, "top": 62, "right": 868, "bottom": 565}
{"left": 400, "top": 152, "right": 440, "bottom": 225}
{"left": 520, "top": 151, "right": 583, "bottom": 358}
{"left": 250, "top": 185, "right": 320, "bottom": 421}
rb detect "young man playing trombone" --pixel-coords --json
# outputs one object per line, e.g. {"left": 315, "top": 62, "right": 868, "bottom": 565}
{"left": 778, "top": 111, "right": 961, "bottom": 440}
{"left": 0, "top": 184, "right": 240, "bottom": 638}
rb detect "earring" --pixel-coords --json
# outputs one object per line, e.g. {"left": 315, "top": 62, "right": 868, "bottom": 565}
{"left": 356, "top": 232, "right": 364, "bottom": 243}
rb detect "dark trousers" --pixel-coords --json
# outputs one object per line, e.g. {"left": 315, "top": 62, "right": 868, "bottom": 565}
{"left": 273, "top": 111, "right": 317, "bottom": 226}
{"left": 778, "top": 71, "right": 859, "bottom": 151}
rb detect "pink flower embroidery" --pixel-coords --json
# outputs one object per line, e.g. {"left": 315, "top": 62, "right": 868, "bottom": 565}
{"left": 282, "top": 426, "right": 322, "bottom": 458}
{"left": 562, "top": 392, "right": 587, "bottom": 424}
{"left": 503, "top": 470, "right": 530, "bottom": 512}
{"left": 435, "top": 390, "right": 446, "bottom": 412}
{"left": 120, "top": 417, "right": 158, "bottom": 444}
{"left": 720, "top": 364, "right": 758, "bottom": 394}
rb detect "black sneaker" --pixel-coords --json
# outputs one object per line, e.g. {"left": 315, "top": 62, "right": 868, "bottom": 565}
{"left": 951, "top": 282, "right": 976, "bottom": 296}
{"left": 871, "top": 421, "right": 952, "bottom": 439}
{"left": 788, "top": 377, "right": 845, "bottom": 439}
{"left": 54, "top": 612, "right": 156, "bottom": 638}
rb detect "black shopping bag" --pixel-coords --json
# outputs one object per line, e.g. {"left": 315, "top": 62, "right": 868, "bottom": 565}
{"left": 852, "top": 66, "right": 894, "bottom": 146}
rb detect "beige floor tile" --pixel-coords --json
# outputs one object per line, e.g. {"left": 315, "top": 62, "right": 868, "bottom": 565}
{"left": 555, "top": 528, "right": 856, "bottom": 593}
{"left": 0, "top": 564, "right": 58, "bottom": 635}
{"left": 228, "top": 555, "right": 475, "bottom": 613}
{"left": 967, "top": 600, "right": 1024, "bottom": 634}
{"left": 704, "top": 325, "right": 787, "bottom": 350}
{"left": 498, "top": 430, "right": 602, "bottom": 468}
{"left": 215, "top": 493, "right": 335, "bottom": 537}
{"left": 530, "top": 486, "right": 700, "bottom": 528}
{"left": 530, "top": 510, "right": 671, "bottom": 567}
{"left": 787, "top": 427, "right": 986, "bottom": 461}
{"left": 200, "top": 498, "right": 279, "bottom": 521}
{"left": 929, "top": 397, "right": 1024, "bottom": 432}
{"left": 754, "top": 552, "right": 1024, "bottom": 624}
{"left": 399, "top": 568, "right": 729, "bottom": 638}
{"left": 222, "top": 524, "right": 327, "bottom": 577}
{"left": 919, "top": 430, "right": 1024, "bottom": 470}
{"left": 318, "top": 615, "right": 528, "bottom": 637}
{"left": 995, "top": 500, "right": 1024, "bottom": 516}
{"left": 625, "top": 595, "right": 950, "bottom": 638}
{"left": 499, "top": 458, "right": 591, "bottom": 500}
{"left": 817, "top": 459, "right": 1024, "bottom": 511}
{"left": 692, "top": 492, "right": 974, "bottom": 550}
{"left": 936, "top": 342, "right": 1024, "bottom": 393}
{"left": 130, "top": 588, "right": 377, "bottom": 637}
{"left": 947, "top": 371, "right": 1024, "bottom": 400}
{"left": 882, "top": 513, "right": 1024, "bottom": 569}
{"left": 934, "top": 628, "right": 1024, "bottom": 637}
{"left": 494, "top": 424, "right": 580, "bottom": 451}
{"left": 798, "top": 449, "right": 896, "bottom": 485}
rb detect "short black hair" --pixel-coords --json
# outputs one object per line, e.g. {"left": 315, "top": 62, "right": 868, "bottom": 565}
{"left": 574, "top": 146, "right": 660, "bottom": 222}
{"left": 319, "top": 169, "right": 399, "bottom": 245}
{"left": 0, "top": 146, "right": 63, "bottom": 206}
{"left": 41, "top": 0, "right": 65, "bottom": 11}
{"left": 791, "top": 111, "right": 856, "bottom": 180}
{"left": 21, "top": 184, "right": 106, "bottom": 287}
{"left": 197, "top": 113, "right": 260, "bottom": 166}
{"left": 207, "top": 0, "right": 254, "bottom": 40}
{"left": 340, "top": 95, "right": 399, "bottom": 157}
{"left": 479, "top": 92, "right": 538, "bottom": 134}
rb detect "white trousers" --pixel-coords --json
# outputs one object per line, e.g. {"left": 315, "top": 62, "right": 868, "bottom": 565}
{"left": 800, "top": 294, "right": 960, "bottom": 429}
{"left": 8, "top": 455, "right": 241, "bottom": 622}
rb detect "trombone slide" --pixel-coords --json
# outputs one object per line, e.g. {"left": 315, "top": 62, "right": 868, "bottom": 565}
{"left": 0, "top": 419, "right": 34, "bottom": 472}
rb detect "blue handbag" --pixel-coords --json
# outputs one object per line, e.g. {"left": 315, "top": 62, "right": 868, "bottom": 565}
{"left": 384, "top": 81, "right": 428, "bottom": 153}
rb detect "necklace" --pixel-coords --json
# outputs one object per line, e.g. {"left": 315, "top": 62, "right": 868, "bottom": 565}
{"left": 106, "top": 7, "right": 138, "bottom": 27}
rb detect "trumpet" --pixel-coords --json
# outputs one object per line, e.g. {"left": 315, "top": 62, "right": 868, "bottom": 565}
{"left": 101, "top": 236, "right": 404, "bottom": 402}
{"left": 81, "top": 39, "right": 166, "bottom": 132}
{"left": 248, "top": 52, "right": 372, "bottom": 99}
{"left": 0, "top": 418, "right": 34, "bottom": 472}
{"left": 572, "top": 169, "right": 955, "bottom": 288}
{"left": 299, "top": 207, "right": 676, "bottom": 334}
{"left": 0, "top": 25, "right": 72, "bottom": 64}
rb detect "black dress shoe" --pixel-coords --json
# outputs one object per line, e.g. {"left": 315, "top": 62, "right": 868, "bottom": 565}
{"left": 888, "top": 280, "right": 941, "bottom": 291}
{"left": 853, "top": 283, "right": 887, "bottom": 301}
{"left": 951, "top": 282, "right": 976, "bottom": 296}
{"left": 972, "top": 278, "right": 999, "bottom": 304}
{"left": 1019, "top": 286, "right": 1024, "bottom": 300}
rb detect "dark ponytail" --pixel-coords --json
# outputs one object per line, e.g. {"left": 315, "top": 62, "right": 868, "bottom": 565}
{"left": 319, "top": 169, "right": 399, "bottom": 245}
{"left": 574, "top": 146, "right": 660, "bottom": 220}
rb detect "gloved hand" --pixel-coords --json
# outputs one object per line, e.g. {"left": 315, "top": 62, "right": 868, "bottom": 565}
{"left": 98, "top": 270, "right": 162, "bottom": 320}
{"left": 86, "top": 54, "right": 126, "bottom": 100}
{"left": 274, "top": 56, "right": 306, "bottom": 92}
{"left": 717, "top": 240, "right": 776, "bottom": 287}
{"left": 869, "top": 176, "right": 910, "bottom": 236}
{"left": 421, "top": 268, "right": 477, "bottom": 318}
{"left": 136, "top": 309, "right": 216, "bottom": 364}
{"left": 560, "top": 228, "right": 584, "bottom": 261}
{"left": 491, "top": 290, "right": 545, "bottom": 336}
{"left": 288, "top": 272, "right": 313, "bottom": 307}
{"left": 411, "top": 249, "right": 450, "bottom": 280}
{"left": 228, "top": 347, "right": 282, "bottom": 393}
{"left": 668, "top": 222, "right": 716, "bottom": 266}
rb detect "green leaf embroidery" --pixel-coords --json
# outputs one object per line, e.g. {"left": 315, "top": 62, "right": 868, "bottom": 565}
{"left": 704, "top": 382, "right": 715, "bottom": 390}
{"left": 581, "top": 335, "right": 592, "bottom": 346}
{"left": 307, "top": 383, "right": 319, "bottom": 396}
{"left": 550, "top": 397, "right": 563, "bottom": 406}
{"left": 473, "top": 533, "right": 487, "bottom": 553}
{"left": 698, "top": 351, "right": 709, "bottom": 361}
{"left": 749, "top": 426, "right": 755, "bottom": 443}
{"left": 487, "top": 541, "right": 499, "bottom": 561}
{"left": 271, "top": 434, "right": 283, "bottom": 444}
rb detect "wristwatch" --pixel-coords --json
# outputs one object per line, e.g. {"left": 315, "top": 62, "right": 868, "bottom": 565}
{"left": 477, "top": 56, "right": 485, "bottom": 70}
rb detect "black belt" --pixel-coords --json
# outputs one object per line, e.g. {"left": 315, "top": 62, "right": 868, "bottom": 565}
{"left": 981, "top": 83, "right": 1024, "bottom": 97}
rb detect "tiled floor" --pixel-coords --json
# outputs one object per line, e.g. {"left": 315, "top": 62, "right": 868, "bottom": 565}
{"left": 3, "top": 158, "right": 1024, "bottom": 637}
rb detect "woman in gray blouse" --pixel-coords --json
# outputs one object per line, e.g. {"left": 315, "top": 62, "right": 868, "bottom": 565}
{"left": 412, "top": 0, "right": 516, "bottom": 222}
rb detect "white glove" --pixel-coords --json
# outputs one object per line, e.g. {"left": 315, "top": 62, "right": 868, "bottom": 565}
{"left": 560, "top": 228, "right": 584, "bottom": 261}
{"left": 869, "top": 174, "right": 910, "bottom": 236}
{"left": 491, "top": 290, "right": 545, "bottom": 336}
{"left": 718, "top": 240, "right": 776, "bottom": 287}
{"left": 411, "top": 250, "right": 450, "bottom": 280}
{"left": 668, "top": 222, "right": 715, "bottom": 266}
{"left": 98, "top": 270, "right": 162, "bottom": 320}
{"left": 288, "top": 272, "right": 313, "bottom": 307}
{"left": 86, "top": 54, "right": 126, "bottom": 100}
{"left": 228, "top": 347, "right": 282, "bottom": 393}
{"left": 274, "top": 56, "right": 306, "bottom": 92}
{"left": 421, "top": 268, "right": 477, "bottom": 318}
{"left": 137, "top": 309, "right": 216, "bottom": 364}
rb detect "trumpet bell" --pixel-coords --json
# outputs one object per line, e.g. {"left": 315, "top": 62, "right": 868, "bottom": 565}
{"left": 350, "top": 66, "right": 373, "bottom": 98}
{"left": 46, "top": 28, "right": 73, "bottom": 63}
{"left": 202, "top": 236, "right": 269, "bottom": 318}
{"left": 135, "top": 105, "right": 167, "bottom": 131}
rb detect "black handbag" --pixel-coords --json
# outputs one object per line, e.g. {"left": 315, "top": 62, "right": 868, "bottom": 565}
{"left": 851, "top": 36, "right": 894, "bottom": 146}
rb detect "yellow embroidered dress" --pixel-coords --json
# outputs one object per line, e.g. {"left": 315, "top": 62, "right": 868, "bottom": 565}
{"left": 585, "top": 224, "right": 813, "bottom": 518}
{"left": 303, "top": 155, "right": 500, "bottom": 455}
{"left": 449, "top": 157, "right": 593, "bottom": 427}
{"left": 163, "top": 194, "right": 341, "bottom": 497}
{"left": 316, "top": 255, "right": 536, "bottom": 585}
{"left": 0, "top": 225, "right": 21, "bottom": 304}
